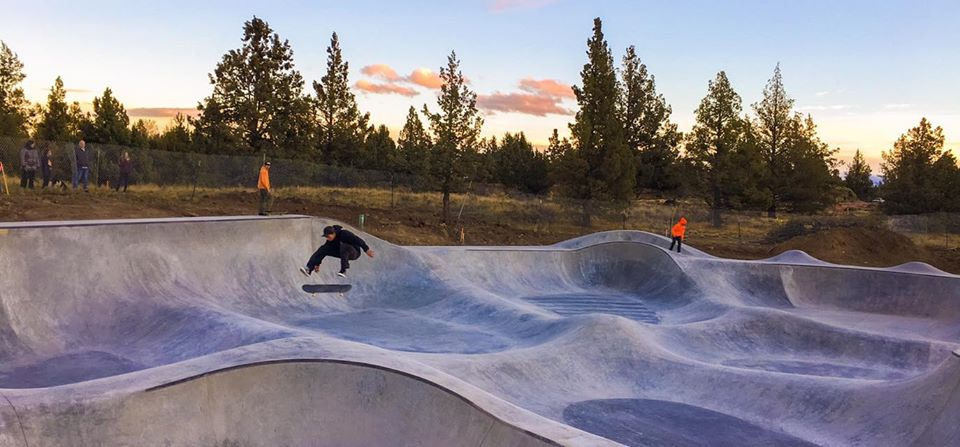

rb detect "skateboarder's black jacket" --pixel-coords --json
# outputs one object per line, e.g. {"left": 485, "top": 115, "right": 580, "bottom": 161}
{"left": 325, "top": 225, "right": 370, "bottom": 252}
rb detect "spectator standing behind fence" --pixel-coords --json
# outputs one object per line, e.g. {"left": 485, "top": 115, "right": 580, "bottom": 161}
{"left": 116, "top": 151, "right": 133, "bottom": 192}
{"left": 73, "top": 140, "right": 90, "bottom": 192}
{"left": 20, "top": 140, "right": 39, "bottom": 189}
{"left": 40, "top": 145, "right": 53, "bottom": 188}
{"left": 257, "top": 161, "right": 271, "bottom": 215}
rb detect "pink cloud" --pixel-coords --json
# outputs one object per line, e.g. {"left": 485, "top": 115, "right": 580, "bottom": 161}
{"left": 519, "top": 78, "right": 575, "bottom": 99}
{"left": 476, "top": 92, "right": 571, "bottom": 116}
{"left": 127, "top": 107, "right": 199, "bottom": 118}
{"left": 355, "top": 80, "right": 418, "bottom": 97}
{"left": 490, "top": 0, "right": 557, "bottom": 12}
{"left": 360, "top": 64, "right": 402, "bottom": 82}
{"left": 408, "top": 68, "right": 444, "bottom": 89}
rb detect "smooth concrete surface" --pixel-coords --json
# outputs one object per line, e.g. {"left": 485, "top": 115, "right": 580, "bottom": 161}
{"left": 0, "top": 216, "right": 958, "bottom": 446}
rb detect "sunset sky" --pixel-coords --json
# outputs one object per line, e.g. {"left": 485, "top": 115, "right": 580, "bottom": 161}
{"left": 4, "top": 0, "right": 958, "bottom": 171}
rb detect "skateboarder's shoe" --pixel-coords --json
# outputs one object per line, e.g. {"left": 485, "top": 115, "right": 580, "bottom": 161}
{"left": 337, "top": 271, "right": 347, "bottom": 278}
{"left": 299, "top": 266, "right": 312, "bottom": 277}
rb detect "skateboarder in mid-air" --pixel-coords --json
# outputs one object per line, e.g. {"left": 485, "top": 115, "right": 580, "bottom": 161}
{"left": 669, "top": 217, "right": 687, "bottom": 253}
{"left": 300, "top": 225, "right": 375, "bottom": 278}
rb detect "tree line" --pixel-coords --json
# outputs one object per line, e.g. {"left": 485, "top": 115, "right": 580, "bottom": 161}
{"left": 1, "top": 17, "right": 957, "bottom": 221}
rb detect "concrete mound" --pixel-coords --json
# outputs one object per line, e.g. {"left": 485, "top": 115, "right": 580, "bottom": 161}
{"left": 0, "top": 216, "right": 957, "bottom": 446}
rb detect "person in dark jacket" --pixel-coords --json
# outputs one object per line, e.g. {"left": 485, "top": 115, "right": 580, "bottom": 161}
{"left": 20, "top": 140, "right": 39, "bottom": 189}
{"left": 40, "top": 145, "right": 53, "bottom": 188}
{"left": 73, "top": 140, "right": 90, "bottom": 191}
{"left": 300, "top": 225, "right": 375, "bottom": 278}
{"left": 116, "top": 151, "right": 133, "bottom": 192}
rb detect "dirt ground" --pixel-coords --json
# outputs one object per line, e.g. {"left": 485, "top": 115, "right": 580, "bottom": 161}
{"left": 2, "top": 186, "right": 958, "bottom": 274}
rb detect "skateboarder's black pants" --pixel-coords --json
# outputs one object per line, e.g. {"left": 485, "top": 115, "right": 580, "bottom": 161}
{"left": 669, "top": 236, "right": 682, "bottom": 253}
{"left": 307, "top": 243, "right": 361, "bottom": 273}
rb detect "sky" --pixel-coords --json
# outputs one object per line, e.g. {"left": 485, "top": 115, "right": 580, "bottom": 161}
{"left": 3, "top": 0, "right": 959, "bottom": 172}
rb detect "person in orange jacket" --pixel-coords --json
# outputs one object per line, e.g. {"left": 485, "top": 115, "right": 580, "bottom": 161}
{"left": 669, "top": 217, "right": 687, "bottom": 253}
{"left": 257, "top": 161, "right": 271, "bottom": 215}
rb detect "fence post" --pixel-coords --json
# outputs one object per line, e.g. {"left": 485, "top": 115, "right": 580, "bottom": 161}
{"left": 191, "top": 159, "right": 200, "bottom": 201}
{"left": 0, "top": 162, "right": 8, "bottom": 195}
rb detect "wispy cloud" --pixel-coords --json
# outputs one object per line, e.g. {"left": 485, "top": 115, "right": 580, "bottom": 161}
{"left": 477, "top": 92, "right": 571, "bottom": 116}
{"left": 407, "top": 68, "right": 443, "bottom": 89}
{"left": 360, "top": 64, "right": 402, "bottom": 82}
{"left": 815, "top": 91, "right": 830, "bottom": 97}
{"left": 797, "top": 104, "right": 855, "bottom": 112}
{"left": 356, "top": 64, "right": 444, "bottom": 95}
{"left": 127, "top": 107, "right": 198, "bottom": 118}
{"left": 519, "top": 78, "right": 575, "bottom": 99}
{"left": 355, "top": 80, "right": 418, "bottom": 97}
{"left": 883, "top": 103, "right": 913, "bottom": 110}
{"left": 490, "top": 0, "right": 557, "bottom": 12}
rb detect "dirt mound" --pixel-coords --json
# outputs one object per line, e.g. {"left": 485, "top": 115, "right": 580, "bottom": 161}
{"left": 769, "top": 227, "right": 934, "bottom": 270}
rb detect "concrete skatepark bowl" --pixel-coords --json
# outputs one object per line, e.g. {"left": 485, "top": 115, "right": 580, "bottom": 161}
{"left": 0, "top": 215, "right": 957, "bottom": 446}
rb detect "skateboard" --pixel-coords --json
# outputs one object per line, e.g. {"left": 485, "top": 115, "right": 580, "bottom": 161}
{"left": 302, "top": 284, "right": 352, "bottom": 296}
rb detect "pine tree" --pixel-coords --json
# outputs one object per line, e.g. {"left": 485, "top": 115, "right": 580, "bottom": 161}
{"left": 881, "top": 118, "right": 948, "bottom": 213}
{"left": 397, "top": 106, "right": 431, "bottom": 178}
{"left": 361, "top": 124, "right": 397, "bottom": 172}
{"left": 753, "top": 63, "right": 795, "bottom": 217}
{"left": 931, "top": 151, "right": 960, "bottom": 212}
{"left": 35, "top": 76, "right": 75, "bottom": 141}
{"left": 129, "top": 119, "right": 157, "bottom": 148}
{"left": 194, "top": 17, "right": 314, "bottom": 157}
{"left": 489, "top": 132, "right": 551, "bottom": 194}
{"left": 422, "top": 51, "right": 483, "bottom": 224}
{"left": 686, "top": 71, "right": 756, "bottom": 226}
{"left": 844, "top": 149, "right": 874, "bottom": 201}
{"left": 192, "top": 98, "right": 236, "bottom": 153}
{"left": 89, "top": 87, "right": 130, "bottom": 145}
{"left": 314, "top": 32, "right": 369, "bottom": 166}
{"left": 620, "top": 45, "right": 681, "bottom": 193}
{"left": 0, "top": 41, "right": 33, "bottom": 137}
{"left": 157, "top": 113, "right": 192, "bottom": 152}
{"left": 782, "top": 115, "right": 839, "bottom": 212}
{"left": 567, "top": 18, "right": 635, "bottom": 208}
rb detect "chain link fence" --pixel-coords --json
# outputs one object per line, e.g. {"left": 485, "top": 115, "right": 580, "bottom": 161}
{"left": 3, "top": 135, "right": 956, "bottom": 250}
{"left": 0, "top": 136, "right": 432, "bottom": 192}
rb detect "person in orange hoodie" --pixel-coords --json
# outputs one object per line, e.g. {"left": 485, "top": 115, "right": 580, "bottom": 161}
{"left": 669, "top": 217, "right": 687, "bottom": 253}
{"left": 257, "top": 161, "right": 271, "bottom": 215}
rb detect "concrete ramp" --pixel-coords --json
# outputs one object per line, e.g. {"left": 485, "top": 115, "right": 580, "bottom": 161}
{"left": 0, "top": 216, "right": 958, "bottom": 446}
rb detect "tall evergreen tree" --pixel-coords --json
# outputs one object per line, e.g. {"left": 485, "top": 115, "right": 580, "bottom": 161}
{"left": 566, "top": 18, "right": 635, "bottom": 208}
{"left": 157, "top": 113, "right": 192, "bottom": 152}
{"left": 194, "top": 17, "right": 314, "bottom": 157}
{"left": 129, "top": 119, "right": 157, "bottom": 148}
{"left": 35, "top": 76, "right": 75, "bottom": 141}
{"left": 489, "top": 132, "right": 551, "bottom": 194}
{"left": 0, "top": 41, "right": 32, "bottom": 137}
{"left": 397, "top": 106, "right": 431, "bottom": 178}
{"left": 422, "top": 51, "right": 483, "bottom": 224}
{"left": 931, "top": 151, "right": 960, "bottom": 212}
{"left": 361, "top": 124, "right": 397, "bottom": 172}
{"left": 686, "top": 71, "right": 758, "bottom": 226}
{"left": 781, "top": 115, "right": 839, "bottom": 212}
{"left": 192, "top": 98, "right": 236, "bottom": 153}
{"left": 620, "top": 45, "right": 681, "bottom": 193}
{"left": 89, "top": 87, "right": 130, "bottom": 145}
{"left": 844, "top": 149, "right": 874, "bottom": 201}
{"left": 881, "top": 118, "right": 950, "bottom": 213}
{"left": 753, "top": 63, "right": 795, "bottom": 217}
{"left": 314, "top": 32, "right": 369, "bottom": 166}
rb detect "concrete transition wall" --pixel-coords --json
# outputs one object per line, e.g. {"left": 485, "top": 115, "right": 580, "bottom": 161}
{"left": 0, "top": 216, "right": 957, "bottom": 446}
